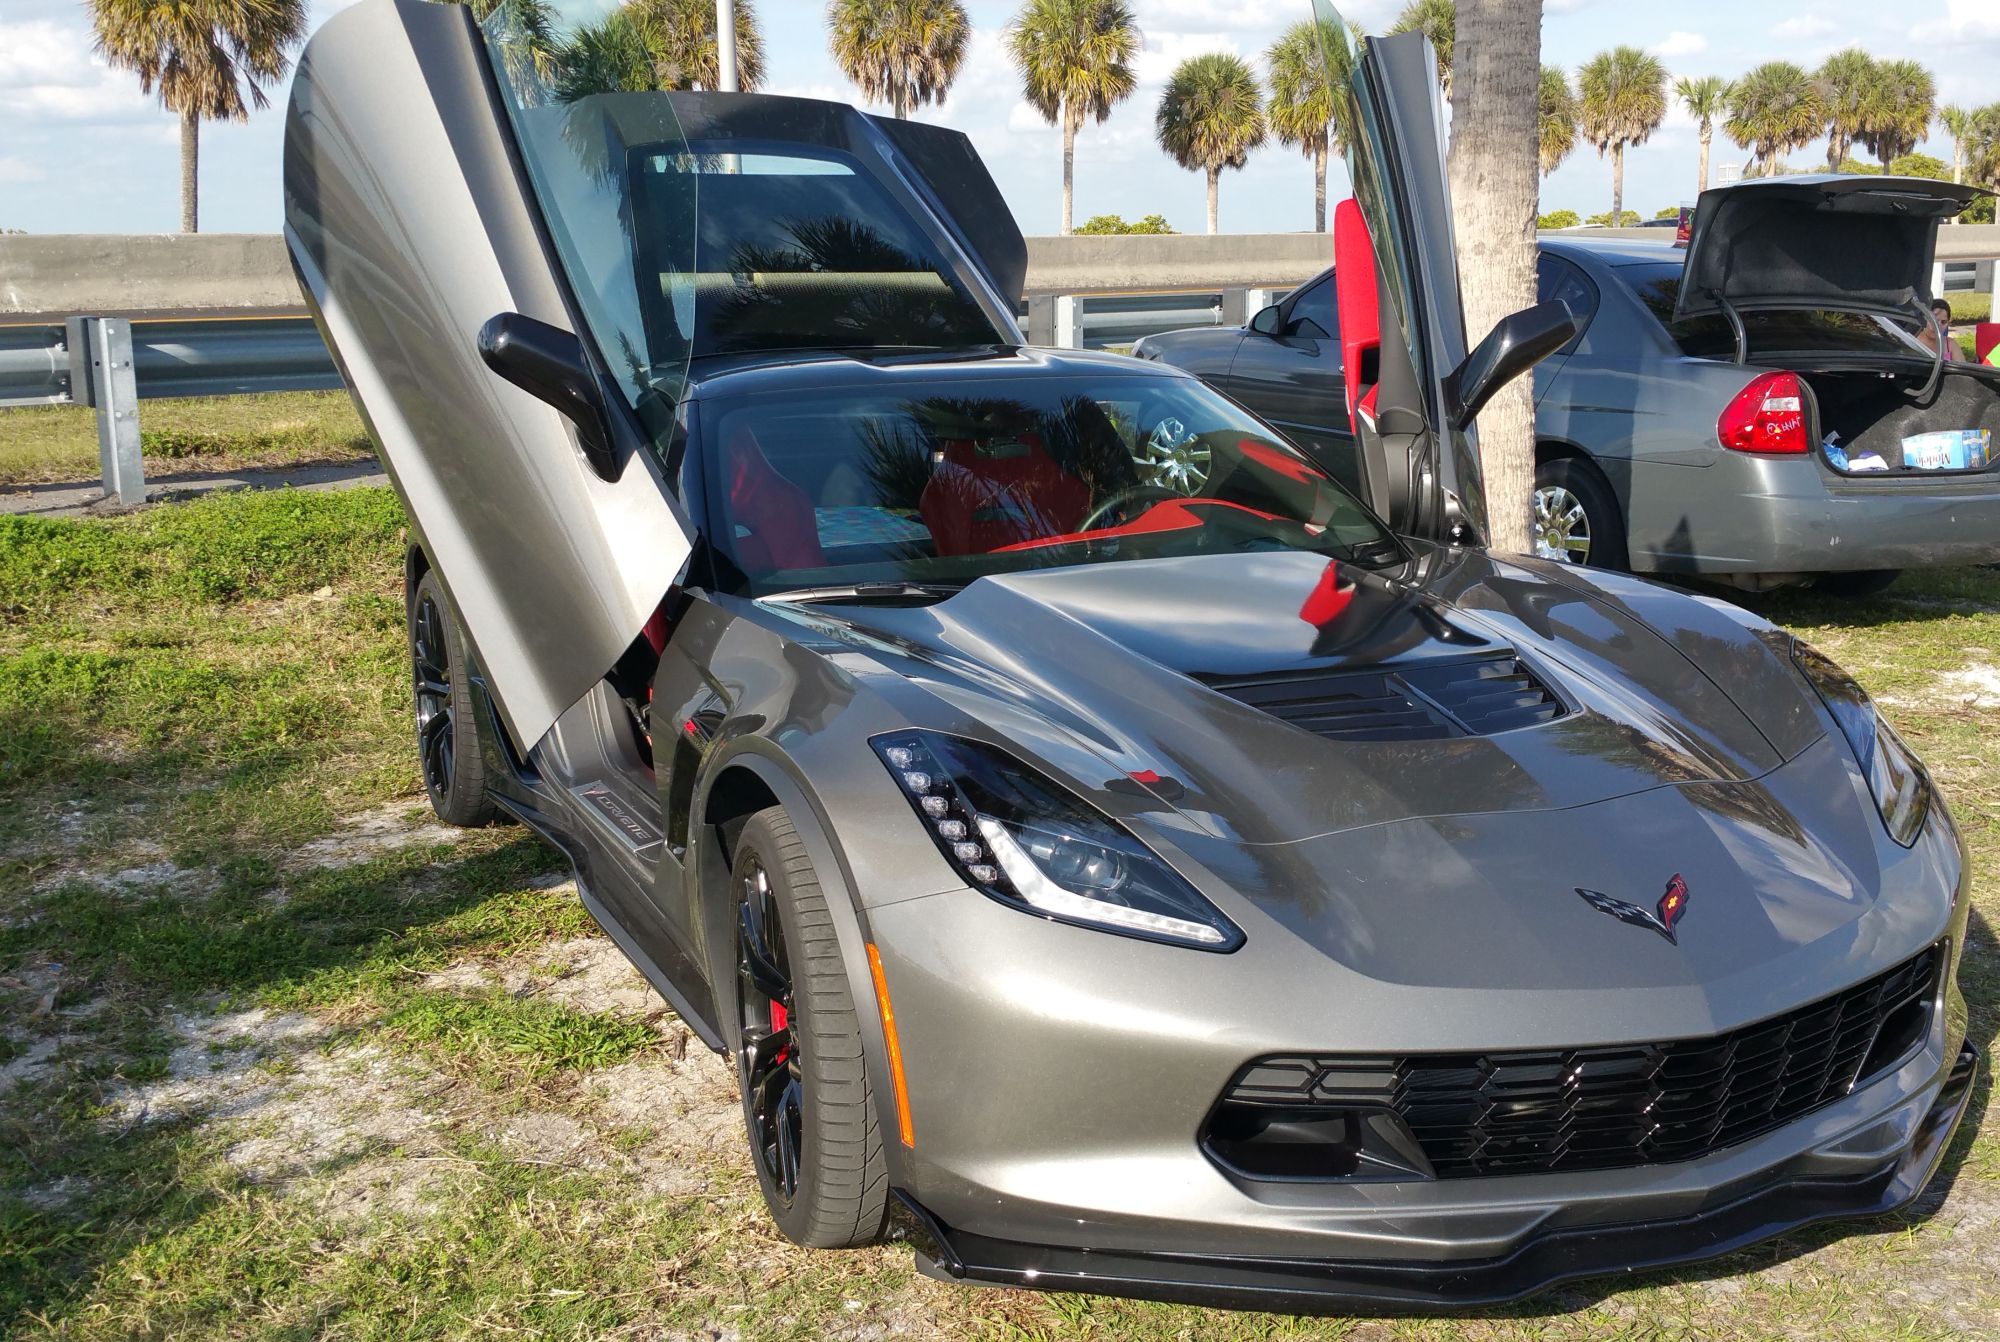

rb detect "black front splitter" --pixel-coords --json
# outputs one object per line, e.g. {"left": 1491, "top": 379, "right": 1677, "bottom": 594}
{"left": 893, "top": 1044, "right": 1977, "bottom": 1314}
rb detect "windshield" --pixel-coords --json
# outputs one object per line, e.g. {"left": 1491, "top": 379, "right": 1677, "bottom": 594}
{"left": 1616, "top": 262, "right": 1926, "bottom": 360}
{"left": 699, "top": 372, "right": 1402, "bottom": 596}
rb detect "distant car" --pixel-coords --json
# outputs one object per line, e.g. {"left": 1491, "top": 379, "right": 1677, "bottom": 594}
{"left": 1135, "top": 177, "right": 2000, "bottom": 593}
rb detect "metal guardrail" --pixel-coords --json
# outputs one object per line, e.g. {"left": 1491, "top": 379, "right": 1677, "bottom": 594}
{"left": 0, "top": 315, "right": 341, "bottom": 410}
{"left": 0, "top": 295, "right": 1248, "bottom": 412}
{"left": 0, "top": 296, "right": 1249, "bottom": 504}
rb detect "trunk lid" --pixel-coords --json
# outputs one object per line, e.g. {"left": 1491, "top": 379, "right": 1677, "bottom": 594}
{"left": 1675, "top": 174, "right": 1991, "bottom": 325}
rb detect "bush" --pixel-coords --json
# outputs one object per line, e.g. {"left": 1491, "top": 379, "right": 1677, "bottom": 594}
{"left": 1586, "top": 209, "right": 1642, "bottom": 227}
{"left": 1074, "top": 213, "right": 1176, "bottom": 235}
{"left": 1946, "top": 293, "right": 1992, "bottom": 324}
{"left": 1537, "top": 209, "right": 1580, "bottom": 229}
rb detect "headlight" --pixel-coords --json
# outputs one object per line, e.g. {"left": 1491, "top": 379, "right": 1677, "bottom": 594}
{"left": 872, "top": 731, "right": 1244, "bottom": 951}
{"left": 1792, "top": 640, "right": 1932, "bottom": 847}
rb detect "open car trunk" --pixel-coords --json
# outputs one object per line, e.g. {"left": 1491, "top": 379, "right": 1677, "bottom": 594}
{"left": 1801, "top": 363, "right": 2000, "bottom": 477}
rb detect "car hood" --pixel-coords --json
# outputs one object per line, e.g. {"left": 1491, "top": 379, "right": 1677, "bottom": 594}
{"left": 1675, "top": 174, "right": 1993, "bottom": 325}
{"left": 776, "top": 547, "right": 1829, "bottom": 849}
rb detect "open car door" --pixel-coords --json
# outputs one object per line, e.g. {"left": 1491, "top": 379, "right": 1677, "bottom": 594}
{"left": 285, "top": 0, "right": 700, "bottom": 750}
{"left": 286, "top": 0, "right": 1027, "bottom": 750}
{"left": 1307, "top": 3, "right": 1486, "bottom": 544}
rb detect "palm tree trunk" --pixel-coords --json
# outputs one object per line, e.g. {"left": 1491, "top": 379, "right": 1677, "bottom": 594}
{"left": 180, "top": 106, "right": 199, "bottom": 234}
{"left": 1206, "top": 165, "right": 1220, "bottom": 234}
{"left": 1826, "top": 132, "right": 1843, "bottom": 171}
{"left": 1610, "top": 141, "right": 1624, "bottom": 226}
{"left": 1061, "top": 112, "right": 1076, "bottom": 235}
{"left": 1446, "top": 0, "right": 1542, "bottom": 556}
{"left": 1697, "top": 124, "right": 1711, "bottom": 195}
{"left": 1314, "top": 139, "right": 1328, "bottom": 233}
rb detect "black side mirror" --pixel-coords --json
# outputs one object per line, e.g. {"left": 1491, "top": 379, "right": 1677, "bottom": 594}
{"left": 477, "top": 312, "right": 619, "bottom": 481}
{"left": 1443, "top": 299, "right": 1582, "bottom": 431}
{"left": 1249, "top": 304, "right": 1284, "bottom": 336}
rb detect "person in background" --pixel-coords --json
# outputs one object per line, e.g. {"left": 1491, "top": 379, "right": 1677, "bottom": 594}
{"left": 1921, "top": 298, "right": 1962, "bottom": 361}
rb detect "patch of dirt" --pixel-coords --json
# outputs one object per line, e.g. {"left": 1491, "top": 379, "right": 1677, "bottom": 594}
{"left": 586, "top": 1051, "right": 743, "bottom": 1199}
{"left": 1936, "top": 660, "right": 2000, "bottom": 710}
{"left": 291, "top": 801, "right": 462, "bottom": 870}
{"left": 520, "top": 937, "right": 674, "bottom": 1023}
{"left": 105, "top": 1007, "right": 329, "bottom": 1125}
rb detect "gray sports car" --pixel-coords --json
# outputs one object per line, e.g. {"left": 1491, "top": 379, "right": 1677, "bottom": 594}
{"left": 283, "top": 0, "right": 1975, "bottom": 1311}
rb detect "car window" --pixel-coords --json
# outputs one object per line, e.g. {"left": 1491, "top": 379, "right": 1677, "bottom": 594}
{"left": 699, "top": 372, "right": 1401, "bottom": 595}
{"left": 1288, "top": 277, "right": 1337, "bottom": 341}
{"left": 1613, "top": 261, "right": 1919, "bottom": 359}
{"left": 1537, "top": 253, "right": 1598, "bottom": 352}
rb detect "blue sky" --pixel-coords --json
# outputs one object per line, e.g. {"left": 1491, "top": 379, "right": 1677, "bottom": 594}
{"left": 2, "top": 0, "right": 1996, "bottom": 236}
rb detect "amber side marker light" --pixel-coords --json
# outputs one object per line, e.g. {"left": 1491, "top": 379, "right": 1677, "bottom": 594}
{"left": 866, "top": 943, "right": 916, "bottom": 1148}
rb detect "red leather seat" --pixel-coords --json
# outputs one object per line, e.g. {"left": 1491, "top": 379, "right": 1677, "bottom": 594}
{"left": 919, "top": 433, "right": 1091, "bottom": 556}
{"left": 724, "top": 424, "right": 825, "bottom": 574}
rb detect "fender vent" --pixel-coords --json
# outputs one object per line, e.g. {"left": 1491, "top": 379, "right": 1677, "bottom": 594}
{"left": 1201, "top": 654, "right": 1566, "bottom": 742}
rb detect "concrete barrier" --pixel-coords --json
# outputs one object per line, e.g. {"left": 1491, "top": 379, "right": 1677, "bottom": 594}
{"left": 5, "top": 223, "right": 1997, "bottom": 315}
{"left": 0, "top": 234, "right": 302, "bottom": 316}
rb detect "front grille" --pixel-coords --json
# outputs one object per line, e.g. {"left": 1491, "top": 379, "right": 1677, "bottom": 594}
{"left": 1220, "top": 946, "right": 1941, "bottom": 1179}
{"left": 1200, "top": 654, "right": 1565, "bottom": 742}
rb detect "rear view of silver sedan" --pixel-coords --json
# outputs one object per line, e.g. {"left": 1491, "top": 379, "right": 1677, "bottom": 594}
{"left": 1139, "top": 177, "right": 2000, "bottom": 595}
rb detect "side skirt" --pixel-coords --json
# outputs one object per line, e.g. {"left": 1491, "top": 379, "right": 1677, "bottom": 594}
{"left": 494, "top": 792, "right": 728, "bottom": 1054}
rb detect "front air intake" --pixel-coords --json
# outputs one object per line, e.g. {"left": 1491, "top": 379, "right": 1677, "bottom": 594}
{"left": 1200, "top": 654, "right": 1566, "bottom": 742}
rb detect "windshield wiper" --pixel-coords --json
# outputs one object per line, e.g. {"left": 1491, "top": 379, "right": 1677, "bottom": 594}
{"left": 759, "top": 581, "right": 965, "bottom": 607}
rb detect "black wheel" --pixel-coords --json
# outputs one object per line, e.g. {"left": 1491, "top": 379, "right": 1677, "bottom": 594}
{"left": 408, "top": 570, "right": 497, "bottom": 827}
{"left": 1533, "top": 458, "right": 1628, "bottom": 571}
{"left": 1817, "top": 570, "right": 1902, "bottom": 598}
{"left": 733, "top": 808, "right": 887, "bottom": 1248}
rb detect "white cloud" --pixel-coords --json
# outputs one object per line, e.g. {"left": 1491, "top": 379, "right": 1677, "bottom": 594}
{"left": 1770, "top": 15, "right": 1838, "bottom": 41}
{"left": 0, "top": 18, "right": 163, "bottom": 125}
{"left": 1650, "top": 31, "right": 1707, "bottom": 58}
{"left": 1546, "top": 0, "right": 1594, "bottom": 12}
{"left": 0, "top": 155, "right": 47, "bottom": 184}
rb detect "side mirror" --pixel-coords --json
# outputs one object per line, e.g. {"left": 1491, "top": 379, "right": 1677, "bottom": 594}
{"left": 1249, "top": 304, "right": 1284, "bottom": 336}
{"left": 1443, "top": 299, "right": 1582, "bottom": 431}
{"left": 477, "top": 312, "right": 620, "bottom": 481}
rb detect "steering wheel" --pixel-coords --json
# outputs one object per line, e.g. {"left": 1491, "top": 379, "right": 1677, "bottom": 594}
{"left": 1077, "top": 484, "right": 1183, "bottom": 535}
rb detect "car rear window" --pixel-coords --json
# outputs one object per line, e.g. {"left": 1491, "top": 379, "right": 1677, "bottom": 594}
{"left": 1613, "top": 261, "right": 1920, "bottom": 359}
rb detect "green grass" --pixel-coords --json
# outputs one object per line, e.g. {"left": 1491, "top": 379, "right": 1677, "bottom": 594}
{"left": 0, "top": 483, "right": 1997, "bottom": 1339}
{"left": 0, "top": 390, "right": 373, "bottom": 487}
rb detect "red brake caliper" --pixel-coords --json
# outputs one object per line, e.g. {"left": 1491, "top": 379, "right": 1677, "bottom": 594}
{"left": 770, "top": 1000, "right": 790, "bottom": 1063}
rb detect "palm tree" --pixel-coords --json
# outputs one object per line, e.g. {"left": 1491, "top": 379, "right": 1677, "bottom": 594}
{"left": 554, "top": 7, "right": 662, "bottom": 100}
{"left": 1939, "top": 104, "right": 1974, "bottom": 187}
{"left": 1006, "top": 0, "right": 1140, "bottom": 236}
{"left": 827, "top": 0, "right": 970, "bottom": 120}
{"left": 1813, "top": 49, "right": 1876, "bottom": 170}
{"left": 1859, "top": 58, "right": 1935, "bottom": 163}
{"left": 450, "top": 0, "right": 563, "bottom": 84}
{"left": 1448, "top": 0, "right": 1544, "bottom": 558}
{"left": 1266, "top": 18, "right": 1354, "bottom": 232}
{"left": 1538, "top": 65, "right": 1576, "bottom": 176}
{"left": 1726, "top": 61, "right": 1823, "bottom": 176}
{"left": 1575, "top": 46, "right": 1666, "bottom": 226}
{"left": 1389, "top": 0, "right": 1454, "bottom": 99}
{"left": 87, "top": 0, "right": 307, "bottom": 232}
{"left": 1675, "top": 74, "right": 1729, "bottom": 194}
{"left": 1156, "top": 53, "right": 1265, "bottom": 235}
{"left": 628, "top": 0, "right": 764, "bottom": 90}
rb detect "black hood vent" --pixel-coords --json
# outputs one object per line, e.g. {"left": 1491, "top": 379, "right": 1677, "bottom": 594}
{"left": 1201, "top": 655, "right": 1566, "bottom": 742}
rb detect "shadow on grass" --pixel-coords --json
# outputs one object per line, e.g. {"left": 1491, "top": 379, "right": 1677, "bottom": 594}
{"left": 0, "top": 830, "right": 567, "bottom": 1333}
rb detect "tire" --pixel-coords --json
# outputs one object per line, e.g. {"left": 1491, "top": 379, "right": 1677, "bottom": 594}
{"left": 407, "top": 570, "right": 498, "bottom": 827}
{"left": 1817, "top": 569, "right": 1903, "bottom": 599}
{"left": 732, "top": 807, "right": 888, "bottom": 1248}
{"left": 1533, "top": 458, "right": 1628, "bottom": 571}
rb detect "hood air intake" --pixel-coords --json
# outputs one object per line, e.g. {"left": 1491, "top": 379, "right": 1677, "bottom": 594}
{"left": 1200, "top": 654, "right": 1566, "bottom": 742}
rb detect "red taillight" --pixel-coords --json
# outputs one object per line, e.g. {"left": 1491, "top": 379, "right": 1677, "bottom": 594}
{"left": 1718, "top": 371, "right": 1809, "bottom": 454}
